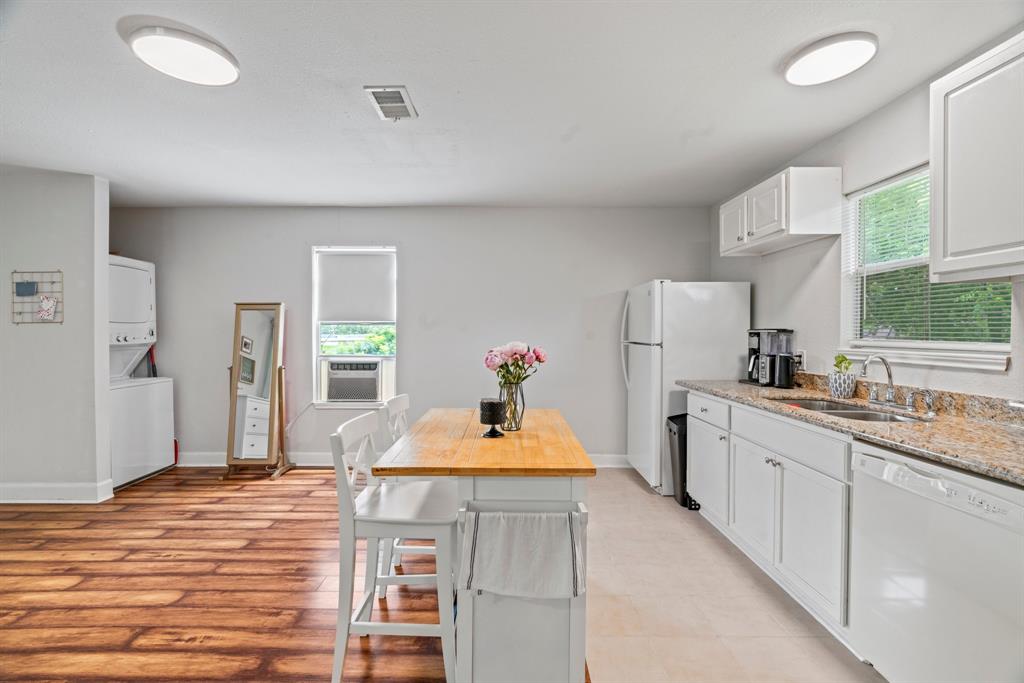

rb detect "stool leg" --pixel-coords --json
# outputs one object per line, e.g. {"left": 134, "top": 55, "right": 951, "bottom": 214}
{"left": 435, "top": 525, "right": 457, "bottom": 682}
{"left": 393, "top": 538, "right": 403, "bottom": 568}
{"left": 332, "top": 532, "right": 355, "bottom": 683}
{"left": 358, "top": 537, "right": 379, "bottom": 628}
{"left": 378, "top": 537, "right": 394, "bottom": 599}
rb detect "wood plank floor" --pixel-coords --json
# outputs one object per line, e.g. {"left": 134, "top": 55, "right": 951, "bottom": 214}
{"left": 0, "top": 468, "right": 445, "bottom": 682}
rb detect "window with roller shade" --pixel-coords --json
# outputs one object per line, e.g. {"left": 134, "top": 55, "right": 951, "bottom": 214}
{"left": 843, "top": 170, "right": 1012, "bottom": 348}
{"left": 313, "top": 247, "right": 397, "bottom": 402}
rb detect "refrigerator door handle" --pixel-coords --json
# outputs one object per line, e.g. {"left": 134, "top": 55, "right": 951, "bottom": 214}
{"left": 620, "top": 297, "right": 631, "bottom": 389}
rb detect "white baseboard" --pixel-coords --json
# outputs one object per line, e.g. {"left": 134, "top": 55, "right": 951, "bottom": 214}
{"left": 1, "top": 478, "right": 114, "bottom": 504}
{"left": 178, "top": 451, "right": 333, "bottom": 467}
{"left": 588, "top": 453, "right": 630, "bottom": 468}
{"left": 177, "top": 451, "right": 225, "bottom": 467}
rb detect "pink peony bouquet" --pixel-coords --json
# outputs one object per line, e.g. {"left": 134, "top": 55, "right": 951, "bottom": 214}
{"left": 483, "top": 341, "right": 547, "bottom": 385}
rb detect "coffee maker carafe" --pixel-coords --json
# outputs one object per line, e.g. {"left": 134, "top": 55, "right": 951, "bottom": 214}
{"left": 746, "top": 328, "right": 795, "bottom": 387}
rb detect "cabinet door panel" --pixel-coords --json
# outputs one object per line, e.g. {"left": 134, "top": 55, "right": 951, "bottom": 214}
{"left": 747, "top": 173, "right": 786, "bottom": 242}
{"left": 729, "top": 436, "right": 776, "bottom": 562}
{"left": 776, "top": 455, "right": 847, "bottom": 623}
{"left": 931, "top": 34, "right": 1024, "bottom": 279}
{"left": 686, "top": 417, "right": 729, "bottom": 524}
{"left": 719, "top": 195, "right": 747, "bottom": 254}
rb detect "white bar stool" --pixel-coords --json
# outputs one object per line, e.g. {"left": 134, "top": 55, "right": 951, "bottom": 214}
{"left": 329, "top": 411, "right": 457, "bottom": 683}
{"left": 380, "top": 393, "right": 431, "bottom": 573}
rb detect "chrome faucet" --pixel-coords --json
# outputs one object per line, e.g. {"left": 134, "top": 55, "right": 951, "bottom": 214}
{"left": 860, "top": 354, "right": 896, "bottom": 406}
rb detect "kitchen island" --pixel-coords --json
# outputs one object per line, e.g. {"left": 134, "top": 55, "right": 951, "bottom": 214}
{"left": 373, "top": 408, "right": 596, "bottom": 683}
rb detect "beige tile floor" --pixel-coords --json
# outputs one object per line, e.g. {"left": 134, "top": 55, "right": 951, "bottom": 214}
{"left": 585, "top": 468, "right": 887, "bottom": 683}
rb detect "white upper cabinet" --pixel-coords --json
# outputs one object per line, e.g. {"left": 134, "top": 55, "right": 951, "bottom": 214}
{"left": 747, "top": 173, "right": 786, "bottom": 242}
{"left": 719, "top": 195, "right": 747, "bottom": 253}
{"left": 719, "top": 167, "right": 842, "bottom": 257}
{"left": 930, "top": 32, "right": 1024, "bottom": 282}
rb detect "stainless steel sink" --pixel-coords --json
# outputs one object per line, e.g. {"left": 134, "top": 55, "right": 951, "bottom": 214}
{"left": 768, "top": 398, "right": 925, "bottom": 423}
{"left": 768, "top": 398, "right": 853, "bottom": 411}
{"left": 819, "top": 410, "right": 924, "bottom": 423}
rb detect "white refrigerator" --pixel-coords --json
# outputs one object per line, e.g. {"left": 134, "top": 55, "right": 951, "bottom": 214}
{"left": 620, "top": 280, "right": 750, "bottom": 494}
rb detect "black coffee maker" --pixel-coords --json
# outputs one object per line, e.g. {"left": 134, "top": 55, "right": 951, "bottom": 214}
{"left": 745, "top": 328, "right": 795, "bottom": 388}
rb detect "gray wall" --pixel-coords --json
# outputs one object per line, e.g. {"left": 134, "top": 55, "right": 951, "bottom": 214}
{"left": 110, "top": 207, "right": 711, "bottom": 459}
{"left": 710, "top": 85, "right": 1024, "bottom": 399}
{"left": 0, "top": 164, "right": 111, "bottom": 501}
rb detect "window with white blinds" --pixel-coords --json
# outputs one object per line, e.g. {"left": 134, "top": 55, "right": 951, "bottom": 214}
{"left": 313, "top": 246, "right": 397, "bottom": 402}
{"left": 843, "top": 169, "right": 1012, "bottom": 346}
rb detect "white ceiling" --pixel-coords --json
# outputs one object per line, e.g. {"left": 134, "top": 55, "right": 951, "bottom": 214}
{"left": 2, "top": 1, "right": 1022, "bottom": 207}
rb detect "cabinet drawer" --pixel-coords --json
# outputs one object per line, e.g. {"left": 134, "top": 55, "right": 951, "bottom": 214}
{"left": 731, "top": 408, "right": 848, "bottom": 480}
{"left": 241, "top": 434, "right": 269, "bottom": 458}
{"left": 245, "top": 417, "right": 269, "bottom": 436}
{"left": 689, "top": 393, "right": 729, "bottom": 430}
{"left": 245, "top": 400, "right": 270, "bottom": 419}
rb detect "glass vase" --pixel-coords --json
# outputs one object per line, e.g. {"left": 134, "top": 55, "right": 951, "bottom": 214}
{"left": 499, "top": 382, "right": 525, "bottom": 431}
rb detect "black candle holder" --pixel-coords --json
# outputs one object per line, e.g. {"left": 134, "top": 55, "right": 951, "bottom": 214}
{"left": 480, "top": 398, "right": 505, "bottom": 438}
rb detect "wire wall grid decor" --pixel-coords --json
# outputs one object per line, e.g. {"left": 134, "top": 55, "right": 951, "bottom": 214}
{"left": 11, "top": 270, "right": 64, "bottom": 324}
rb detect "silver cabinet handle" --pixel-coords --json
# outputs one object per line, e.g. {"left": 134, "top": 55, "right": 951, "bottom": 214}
{"left": 747, "top": 231, "right": 754, "bottom": 236}
{"left": 764, "top": 456, "right": 771, "bottom": 465}
{"left": 699, "top": 407, "right": 708, "bottom": 413}
{"left": 718, "top": 435, "right": 727, "bottom": 442}
{"left": 736, "top": 236, "right": 743, "bottom": 242}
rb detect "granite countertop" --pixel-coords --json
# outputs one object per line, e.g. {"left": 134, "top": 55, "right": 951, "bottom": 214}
{"left": 677, "top": 379, "right": 1024, "bottom": 489}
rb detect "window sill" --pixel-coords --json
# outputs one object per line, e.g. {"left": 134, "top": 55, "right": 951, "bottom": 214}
{"left": 312, "top": 401, "right": 385, "bottom": 410}
{"left": 839, "top": 341, "right": 1011, "bottom": 372}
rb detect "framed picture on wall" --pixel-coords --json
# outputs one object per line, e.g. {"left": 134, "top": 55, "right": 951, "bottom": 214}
{"left": 240, "top": 336, "right": 254, "bottom": 354}
{"left": 239, "top": 356, "right": 256, "bottom": 384}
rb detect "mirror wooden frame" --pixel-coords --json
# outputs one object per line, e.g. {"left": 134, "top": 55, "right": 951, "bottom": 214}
{"left": 224, "top": 302, "right": 292, "bottom": 478}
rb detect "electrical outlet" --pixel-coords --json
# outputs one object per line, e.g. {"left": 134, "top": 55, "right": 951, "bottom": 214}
{"left": 794, "top": 350, "right": 806, "bottom": 369}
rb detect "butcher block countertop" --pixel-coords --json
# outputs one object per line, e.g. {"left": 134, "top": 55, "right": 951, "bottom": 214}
{"left": 678, "top": 379, "right": 1024, "bottom": 488}
{"left": 372, "top": 408, "right": 596, "bottom": 477}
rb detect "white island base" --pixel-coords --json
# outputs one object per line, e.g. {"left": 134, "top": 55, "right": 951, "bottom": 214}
{"left": 455, "top": 476, "right": 589, "bottom": 683}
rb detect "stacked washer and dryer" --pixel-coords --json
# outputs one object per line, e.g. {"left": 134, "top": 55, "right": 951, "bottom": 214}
{"left": 109, "top": 255, "right": 175, "bottom": 488}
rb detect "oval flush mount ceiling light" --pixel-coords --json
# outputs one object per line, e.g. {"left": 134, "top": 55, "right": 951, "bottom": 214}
{"left": 128, "top": 26, "right": 239, "bottom": 86}
{"left": 784, "top": 32, "right": 878, "bottom": 86}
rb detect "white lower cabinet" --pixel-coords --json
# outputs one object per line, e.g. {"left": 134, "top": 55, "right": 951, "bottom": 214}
{"left": 728, "top": 436, "right": 848, "bottom": 624}
{"left": 775, "top": 455, "right": 847, "bottom": 624}
{"left": 729, "top": 436, "right": 777, "bottom": 562}
{"left": 686, "top": 416, "right": 730, "bottom": 524}
{"left": 688, "top": 393, "right": 852, "bottom": 632}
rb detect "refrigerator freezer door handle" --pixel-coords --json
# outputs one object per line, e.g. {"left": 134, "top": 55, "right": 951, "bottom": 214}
{"left": 620, "top": 297, "right": 631, "bottom": 389}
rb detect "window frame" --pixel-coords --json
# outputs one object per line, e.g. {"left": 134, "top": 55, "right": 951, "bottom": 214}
{"left": 839, "top": 165, "right": 1011, "bottom": 372}
{"left": 311, "top": 246, "right": 398, "bottom": 408}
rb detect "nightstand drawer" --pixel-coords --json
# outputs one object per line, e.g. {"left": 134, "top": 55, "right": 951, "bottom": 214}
{"left": 245, "top": 400, "right": 270, "bottom": 419}
{"left": 245, "top": 417, "right": 269, "bottom": 435}
{"left": 241, "top": 434, "right": 269, "bottom": 457}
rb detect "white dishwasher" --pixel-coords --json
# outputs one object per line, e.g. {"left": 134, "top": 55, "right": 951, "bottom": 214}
{"left": 850, "top": 443, "right": 1024, "bottom": 683}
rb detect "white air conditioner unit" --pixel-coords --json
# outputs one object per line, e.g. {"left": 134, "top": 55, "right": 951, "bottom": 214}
{"left": 326, "top": 360, "right": 381, "bottom": 401}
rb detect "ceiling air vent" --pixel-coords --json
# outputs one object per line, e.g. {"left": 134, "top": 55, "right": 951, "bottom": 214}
{"left": 364, "top": 86, "right": 418, "bottom": 121}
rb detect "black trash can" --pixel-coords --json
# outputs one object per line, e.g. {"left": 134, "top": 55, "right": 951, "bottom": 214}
{"left": 667, "top": 415, "right": 699, "bottom": 510}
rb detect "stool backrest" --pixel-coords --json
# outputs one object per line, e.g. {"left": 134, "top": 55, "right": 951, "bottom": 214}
{"left": 331, "top": 411, "right": 380, "bottom": 493}
{"left": 385, "top": 393, "right": 411, "bottom": 440}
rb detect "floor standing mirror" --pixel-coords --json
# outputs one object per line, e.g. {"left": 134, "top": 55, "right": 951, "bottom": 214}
{"left": 224, "top": 302, "right": 292, "bottom": 479}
